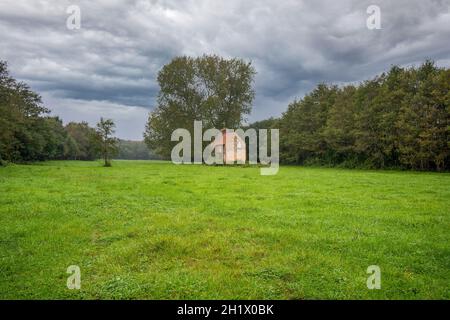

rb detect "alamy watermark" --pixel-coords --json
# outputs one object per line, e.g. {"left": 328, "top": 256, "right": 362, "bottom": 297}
{"left": 367, "top": 265, "right": 381, "bottom": 289}
{"left": 66, "top": 5, "right": 81, "bottom": 30}
{"left": 366, "top": 5, "right": 381, "bottom": 30}
{"left": 66, "top": 265, "right": 81, "bottom": 290}
{"left": 171, "top": 121, "right": 279, "bottom": 175}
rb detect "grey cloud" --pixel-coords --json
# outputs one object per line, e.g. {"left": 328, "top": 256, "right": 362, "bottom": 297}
{"left": 0, "top": 0, "right": 449, "bottom": 139}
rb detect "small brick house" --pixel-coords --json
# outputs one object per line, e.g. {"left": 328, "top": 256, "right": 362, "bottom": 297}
{"left": 211, "top": 129, "right": 246, "bottom": 163}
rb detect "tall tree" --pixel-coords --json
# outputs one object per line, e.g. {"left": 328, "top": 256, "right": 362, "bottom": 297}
{"left": 144, "top": 55, "right": 256, "bottom": 158}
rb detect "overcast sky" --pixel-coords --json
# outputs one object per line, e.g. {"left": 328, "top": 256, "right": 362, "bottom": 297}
{"left": 1, "top": 0, "right": 449, "bottom": 139}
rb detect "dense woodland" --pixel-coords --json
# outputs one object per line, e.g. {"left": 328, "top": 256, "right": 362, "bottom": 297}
{"left": 1, "top": 58, "right": 449, "bottom": 171}
{"left": 272, "top": 61, "right": 449, "bottom": 171}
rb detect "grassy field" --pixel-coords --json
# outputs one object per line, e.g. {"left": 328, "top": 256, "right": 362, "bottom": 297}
{"left": 0, "top": 160, "right": 449, "bottom": 299}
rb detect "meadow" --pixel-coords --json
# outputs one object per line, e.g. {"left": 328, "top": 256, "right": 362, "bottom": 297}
{"left": 0, "top": 160, "right": 449, "bottom": 299}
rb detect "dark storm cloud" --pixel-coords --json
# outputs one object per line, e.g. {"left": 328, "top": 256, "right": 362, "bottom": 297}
{"left": 0, "top": 0, "right": 449, "bottom": 139}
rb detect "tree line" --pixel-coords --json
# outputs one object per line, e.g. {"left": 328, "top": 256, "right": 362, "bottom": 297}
{"left": 270, "top": 61, "right": 449, "bottom": 171}
{"left": 145, "top": 56, "right": 449, "bottom": 171}
{"left": 0, "top": 61, "right": 121, "bottom": 166}
{"left": 116, "top": 140, "right": 163, "bottom": 160}
{"left": 2, "top": 56, "right": 449, "bottom": 171}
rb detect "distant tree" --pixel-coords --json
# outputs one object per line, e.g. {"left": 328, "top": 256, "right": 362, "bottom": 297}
{"left": 96, "top": 118, "right": 118, "bottom": 167}
{"left": 144, "top": 54, "right": 256, "bottom": 158}
{"left": 65, "top": 121, "right": 98, "bottom": 160}
{"left": 115, "top": 140, "right": 162, "bottom": 160}
{"left": 63, "top": 135, "right": 79, "bottom": 160}
{"left": 245, "top": 118, "right": 279, "bottom": 131}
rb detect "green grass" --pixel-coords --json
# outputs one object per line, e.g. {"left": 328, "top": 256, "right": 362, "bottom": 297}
{"left": 1, "top": 160, "right": 449, "bottom": 299}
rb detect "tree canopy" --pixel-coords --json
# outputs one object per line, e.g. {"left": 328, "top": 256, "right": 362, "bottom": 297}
{"left": 144, "top": 55, "right": 256, "bottom": 158}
